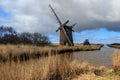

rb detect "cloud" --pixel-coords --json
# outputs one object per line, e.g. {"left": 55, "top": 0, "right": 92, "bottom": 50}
{"left": 0, "top": 0, "right": 120, "bottom": 34}
{"left": 51, "top": 0, "right": 120, "bottom": 31}
{"left": 0, "top": 0, "right": 56, "bottom": 33}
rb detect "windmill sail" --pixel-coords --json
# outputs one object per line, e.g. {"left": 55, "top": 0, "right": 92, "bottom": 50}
{"left": 49, "top": 5, "right": 62, "bottom": 26}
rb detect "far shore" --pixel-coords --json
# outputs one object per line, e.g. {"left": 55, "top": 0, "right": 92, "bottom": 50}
{"left": 107, "top": 44, "right": 120, "bottom": 49}
{"left": 0, "top": 44, "right": 103, "bottom": 62}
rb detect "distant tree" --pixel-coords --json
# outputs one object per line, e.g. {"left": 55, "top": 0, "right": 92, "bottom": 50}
{"left": 0, "top": 25, "right": 19, "bottom": 44}
{"left": 0, "top": 25, "right": 51, "bottom": 45}
{"left": 32, "top": 33, "right": 51, "bottom": 45}
{"left": 83, "top": 39, "right": 90, "bottom": 45}
{"left": 19, "top": 32, "right": 33, "bottom": 44}
{"left": 19, "top": 32, "right": 51, "bottom": 45}
{"left": 111, "top": 43, "right": 120, "bottom": 45}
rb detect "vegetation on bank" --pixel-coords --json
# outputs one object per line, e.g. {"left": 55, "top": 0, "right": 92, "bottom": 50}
{"left": 0, "top": 25, "right": 51, "bottom": 45}
{"left": 0, "top": 50, "right": 120, "bottom": 80}
{"left": 0, "top": 44, "right": 103, "bottom": 62}
{"left": 112, "top": 50, "right": 120, "bottom": 75}
{"left": 107, "top": 43, "right": 120, "bottom": 49}
{"left": 0, "top": 45, "right": 119, "bottom": 80}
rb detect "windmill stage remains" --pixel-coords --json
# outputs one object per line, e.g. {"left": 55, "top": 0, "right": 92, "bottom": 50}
{"left": 49, "top": 5, "right": 76, "bottom": 46}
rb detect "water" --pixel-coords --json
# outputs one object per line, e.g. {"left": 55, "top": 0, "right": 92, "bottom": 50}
{"left": 68, "top": 47, "right": 116, "bottom": 68}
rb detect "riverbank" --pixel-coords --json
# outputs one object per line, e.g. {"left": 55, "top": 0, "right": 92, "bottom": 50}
{"left": 107, "top": 44, "right": 120, "bottom": 49}
{"left": 0, "top": 45, "right": 120, "bottom": 80}
{"left": 0, "top": 44, "right": 103, "bottom": 62}
{"left": 0, "top": 50, "right": 120, "bottom": 80}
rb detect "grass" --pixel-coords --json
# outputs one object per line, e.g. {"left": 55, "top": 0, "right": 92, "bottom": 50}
{"left": 0, "top": 44, "right": 103, "bottom": 63}
{"left": 0, "top": 44, "right": 120, "bottom": 80}
{"left": 0, "top": 54, "right": 111, "bottom": 80}
{"left": 113, "top": 50, "right": 120, "bottom": 68}
{"left": 112, "top": 49, "right": 120, "bottom": 77}
{"left": 0, "top": 53, "right": 119, "bottom": 80}
{"left": 107, "top": 44, "right": 120, "bottom": 49}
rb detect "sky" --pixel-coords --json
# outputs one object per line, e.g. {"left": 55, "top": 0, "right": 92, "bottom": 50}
{"left": 0, "top": 0, "right": 120, "bottom": 44}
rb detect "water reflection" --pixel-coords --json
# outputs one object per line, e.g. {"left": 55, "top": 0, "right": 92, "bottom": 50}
{"left": 62, "top": 47, "right": 115, "bottom": 68}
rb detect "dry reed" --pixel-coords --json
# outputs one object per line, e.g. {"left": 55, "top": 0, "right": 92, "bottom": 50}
{"left": 113, "top": 50, "right": 120, "bottom": 67}
{"left": 113, "top": 49, "right": 120, "bottom": 72}
{"left": 107, "top": 44, "right": 120, "bottom": 49}
{"left": 0, "top": 45, "right": 120, "bottom": 80}
{"left": 0, "top": 45, "right": 119, "bottom": 80}
{"left": 0, "top": 44, "right": 103, "bottom": 63}
{"left": 0, "top": 53, "right": 110, "bottom": 80}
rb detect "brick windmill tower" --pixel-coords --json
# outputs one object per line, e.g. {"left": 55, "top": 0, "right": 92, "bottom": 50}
{"left": 49, "top": 5, "right": 76, "bottom": 46}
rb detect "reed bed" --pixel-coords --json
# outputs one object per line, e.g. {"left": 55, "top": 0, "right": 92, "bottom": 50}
{"left": 113, "top": 49, "right": 120, "bottom": 72}
{"left": 73, "top": 73, "right": 119, "bottom": 80}
{"left": 0, "top": 45, "right": 119, "bottom": 80}
{"left": 107, "top": 44, "right": 120, "bottom": 49}
{"left": 113, "top": 50, "right": 120, "bottom": 67}
{"left": 0, "top": 54, "right": 115, "bottom": 80}
{"left": 0, "top": 44, "right": 103, "bottom": 62}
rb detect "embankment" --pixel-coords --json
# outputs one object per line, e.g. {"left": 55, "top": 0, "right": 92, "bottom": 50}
{"left": 107, "top": 44, "right": 120, "bottom": 49}
{"left": 0, "top": 44, "right": 103, "bottom": 62}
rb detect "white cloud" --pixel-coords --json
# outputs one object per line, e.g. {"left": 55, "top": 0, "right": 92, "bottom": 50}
{"left": 0, "top": 0, "right": 120, "bottom": 34}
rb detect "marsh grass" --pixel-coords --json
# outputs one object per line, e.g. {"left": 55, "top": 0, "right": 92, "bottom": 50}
{"left": 107, "top": 44, "right": 120, "bottom": 49}
{"left": 112, "top": 49, "right": 120, "bottom": 76}
{"left": 113, "top": 50, "right": 120, "bottom": 67}
{"left": 0, "top": 44, "right": 103, "bottom": 63}
{"left": 0, "top": 45, "right": 120, "bottom": 80}
{"left": 0, "top": 53, "right": 109, "bottom": 80}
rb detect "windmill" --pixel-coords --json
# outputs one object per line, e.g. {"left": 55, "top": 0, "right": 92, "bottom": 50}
{"left": 49, "top": 5, "right": 76, "bottom": 46}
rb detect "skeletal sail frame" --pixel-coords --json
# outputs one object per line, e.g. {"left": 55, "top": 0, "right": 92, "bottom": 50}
{"left": 49, "top": 5, "right": 76, "bottom": 46}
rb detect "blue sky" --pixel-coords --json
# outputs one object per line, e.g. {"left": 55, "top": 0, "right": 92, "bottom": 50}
{"left": 0, "top": 8, "right": 8, "bottom": 24}
{"left": 0, "top": 0, "right": 120, "bottom": 44}
{"left": 0, "top": 8, "right": 10, "bottom": 18}
{"left": 73, "top": 28, "right": 120, "bottom": 44}
{"left": 49, "top": 28, "right": 120, "bottom": 44}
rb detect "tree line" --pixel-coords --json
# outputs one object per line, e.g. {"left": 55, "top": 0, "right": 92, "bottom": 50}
{"left": 0, "top": 25, "right": 51, "bottom": 45}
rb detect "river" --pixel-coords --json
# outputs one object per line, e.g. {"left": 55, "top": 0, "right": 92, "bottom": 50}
{"left": 65, "top": 46, "right": 116, "bottom": 68}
